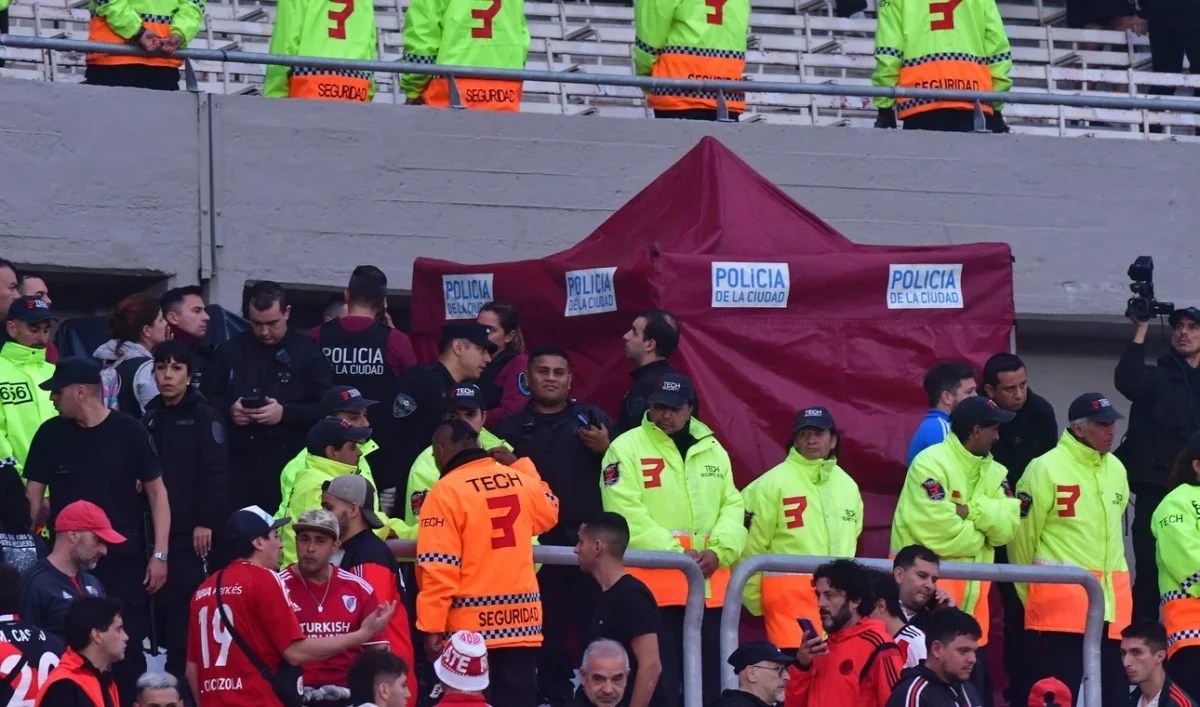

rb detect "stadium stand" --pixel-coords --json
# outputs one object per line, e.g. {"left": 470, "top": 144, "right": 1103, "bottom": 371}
{"left": 1, "top": 0, "right": 1197, "bottom": 138}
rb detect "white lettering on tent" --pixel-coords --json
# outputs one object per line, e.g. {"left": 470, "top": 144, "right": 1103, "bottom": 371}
{"left": 711, "top": 262, "right": 790, "bottom": 309}
{"left": 886, "top": 264, "right": 964, "bottom": 310}
{"left": 564, "top": 267, "right": 618, "bottom": 317}
{"left": 443, "top": 273, "right": 494, "bottom": 320}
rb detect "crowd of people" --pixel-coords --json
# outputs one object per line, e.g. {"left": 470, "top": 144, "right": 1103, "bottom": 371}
{"left": 0, "top": 257, "right": 1197, "bottom": 707}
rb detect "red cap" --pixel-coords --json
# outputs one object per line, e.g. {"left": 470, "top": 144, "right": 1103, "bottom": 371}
{"left": 1028, "top": 677, "right": 1072, "bottom": 707}
{"left": 54, "top": 501, "right": 127, "bottom": 545}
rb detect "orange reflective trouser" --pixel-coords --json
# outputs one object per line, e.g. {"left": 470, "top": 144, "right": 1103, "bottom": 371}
{"left": 88, "top": 16, "right": 181, "bottom": 67}
{"left": 895, "top": 58, "right": 992, "bottom": 119}
{"left": 647, "top": 49, "right": 745, "bottom": 112}
{"left": 761, "top": 572, "right": 820, "bottom": 649}
{"left": 288, "top": 69, "right": 372, "bottom": 102}
{"left": 1163, "top": 594, "right": 1200, "bottom": 658}
{"left": 627, "top": 532, "right": 729, "bottom": 608}
{"left": 1025, "top": 569, "right": 1131, "bottom": 640}
{"left": 937, "top": 577, "right": 992, "bottom": 645}
{"left": 421, "top": 77, "right": 522, "bottom": 111}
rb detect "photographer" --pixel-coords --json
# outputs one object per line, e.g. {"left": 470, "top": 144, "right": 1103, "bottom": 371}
{"left": 1115, "top": 305, "right": 1200, "bottom": 621}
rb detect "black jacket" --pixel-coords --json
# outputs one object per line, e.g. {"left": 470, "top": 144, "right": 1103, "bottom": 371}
{"left": 1115, "top": 342, "right": 1200, "bottom": 490}
{"left": 885, "top": 665, "right": 983, "bottom": 707}
{"left": 617, "top": 359, "right": 689, "bottom": 435}
{"left": 143, "top": 388, "right": 230, "bottom": 535}
{"left": 1126, "top": 676, "right": 1196, "bottom": 707}
{"left": 988, "top": 389, "right": 1058, "bottom": 486}
{"left": 708, "top": 689, "right": 774, "bottom": 707}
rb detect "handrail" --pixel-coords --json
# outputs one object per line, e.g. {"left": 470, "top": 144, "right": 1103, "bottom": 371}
{"left": 720, "top": 555, "right": 1105, "bottom": 707}
{"left": 388, "top": 540, "right": 707, "bottom": 707}
{"left": 4, "top": 35, "right": 1200, "bottom": 113}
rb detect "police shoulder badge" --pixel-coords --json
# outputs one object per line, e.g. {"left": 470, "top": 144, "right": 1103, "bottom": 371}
{"left": 211, "top": 421, "right": 225, "bottom": 445}
{"left": 393, "top": 393, "right": 418, "bottom": 419}
{"left": 1018, "top": 491, "right": 1033, "bottom": 519}
{"left": 517, "top": 371, "right": 531, "bottom": 397}
{"left": 602, "top": 462, "right": 620, "bottom": 487}
{"left": 921, "top": 478, "right": 946, "bottom": 501}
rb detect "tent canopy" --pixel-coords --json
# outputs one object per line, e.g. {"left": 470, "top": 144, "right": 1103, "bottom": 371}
{"left": 410, "top": 136, "right": 1014, "bottom": 549}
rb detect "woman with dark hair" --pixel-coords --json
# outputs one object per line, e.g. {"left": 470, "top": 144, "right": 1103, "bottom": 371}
{"left": 93, "top": 293, "right": 168, "bottom": 415}
{"left": 476, "top": 301, "right": 529, "bottom": 427}
{"left": 0, "top": 463, "right": 44, "bottom": 571}
{"left": 1151, "top": 431, "right": 1200, "bottom": 700}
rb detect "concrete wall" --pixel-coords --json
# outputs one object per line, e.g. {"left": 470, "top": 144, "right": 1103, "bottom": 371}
{"left": 1, "top": 76, "right": 1196, "bottom": 318}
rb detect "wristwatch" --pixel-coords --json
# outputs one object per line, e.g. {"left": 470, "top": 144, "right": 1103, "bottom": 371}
{"left": 151, "top": 551, "right": 169, "bottom": 562}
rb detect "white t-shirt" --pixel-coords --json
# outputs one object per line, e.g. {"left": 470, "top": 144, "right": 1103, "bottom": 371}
{"left": 894, "top": 623, "right": 927, "bottom": 668}
{"left": 1138, "top": 691, "right": 1160, "bottom": 707}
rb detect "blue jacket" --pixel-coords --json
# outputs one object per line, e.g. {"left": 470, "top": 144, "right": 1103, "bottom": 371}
{"left": 906, "top": 409, "right": 950, "bottom": 466}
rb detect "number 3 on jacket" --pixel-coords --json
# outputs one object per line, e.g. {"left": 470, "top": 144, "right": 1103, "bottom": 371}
{"left": 471, "top": 0, "right": 501, "bottom": 38}
{"left": 327, "top": 0, "right": 354, "bottom": 39}
{"left": 641, "top": 458, "right": 665, "bottom": 488}
{"left": 487, "top": 494, "right": 520, "bottom": 549}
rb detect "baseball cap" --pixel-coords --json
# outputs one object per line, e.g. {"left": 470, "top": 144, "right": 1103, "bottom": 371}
{"left": 8, "top": 296, "right": 57, "bottom": 324}
{"left": 39, "top": 357, "right": 101, "bottom": 391}
{"left": 321, "top": 385, "right": 377, "bottom": 414}
{"left": 726, "top": 641, "right": 797, "bottom": 674}
{"left": 1028, "top": 677, "right": 1072, "bottom": 707}
{"left": 442, "top": 323, "right": 497, "bottom": 354}
{"left": 54, "top": 500, "right": 127, "bottom": 545}
{"left": 445, "top": 383, "right": 484, "bottom": 412}
{"left": 307, "top": 418, "right": 372, "bottom": 452}
{"left": 646, "top": 372, "right": 695, "bottom": 409}
{"left": 950, "top": 395, "right": 1015, "bottom": 429}
{"left": 1067, "top": 393, "right": 1124, "bottom": 423}
{"left": 292, "top": 508, "right": 340, "bottom": 541}
{"left": 791, "top": 406, "right": 835, "bottom": 435}
{"left": 435, "top": 631, "right": 490, "bottom": 692}
{"left": 1169, "top": 306, "right": 1200, "bottom": 328}
{"left": 322, "top": 474, "right": 385, "bottom": 530}
{"left": 225, "top": 505, "right": 289, "bottom": 542}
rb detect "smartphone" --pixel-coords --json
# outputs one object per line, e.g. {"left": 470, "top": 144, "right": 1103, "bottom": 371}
{"left": 797, "top": 618, "right": 819, "bottom": 642}
{"left": 241, "top": 395, "right": 268, "bottom": 409}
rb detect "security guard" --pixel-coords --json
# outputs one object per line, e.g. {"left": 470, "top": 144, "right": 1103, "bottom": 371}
{"left": 202, "top": 281, "right": 333, "bottom": 512}
{"left": 265, "top": 0, "right": 377, "bottom": 101}
{"left": 400, "top": 0, "right": 528, "bottom": 111}
{"left": 493, "top": 344, "right": 611, "bottom": 706}
{"left": 1012, "top": 393, "right": 1131, "bottom": 707}
{"left": 416, "top": 418, "right": 559, "bottom": 707}
{"left": 0, "top": 296, "right": 57, "bottom": 476}
{"left": 872, "top": 0, "right": 1012, "bottom": 132}
{"left": 600, "top": 372, "right": 746, "bottom": 707}
{"left": 891, "top": 395, "right": 1019, "bottom": 699}
{"left": 1152, "top": 431, "right": 1200, "bottom": 699}
{"left": 739, "top": 406, "right": 862, "bottom": 651}
{"left": 633, "top": 0, "right": 749, "bottom": 120}
{"left": 83, "top": 0, "right": 205, "bottom": 91}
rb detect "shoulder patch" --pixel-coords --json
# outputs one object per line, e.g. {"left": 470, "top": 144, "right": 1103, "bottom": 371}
{"left": 921, "top": 478, "right": 946, "bottom": 501}
{"left": 1001, "top": 479, "right": 1014, "bottom": 498}
{"left": 1018, "top": 491, "right": 1033, "bottom": 519}
{"left": 517, "top": 371, "right": 531, "bottom": 397}
{"left": 393, "top": 394, "right": 417, "bottom": 419}
{"left": 743, "top": 510, "right": 755, "bottom": 529}
{"left": 211, "top": 421, "right": 225, "bottom": 445}
{"left": 602, "top": 462, "right": 620, "bottom": 487}
{"left": 410, "top": 490, "right": 428, "bottom": 517}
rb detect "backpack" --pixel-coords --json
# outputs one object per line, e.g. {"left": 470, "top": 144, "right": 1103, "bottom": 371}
{"left": 99, "top": 355, "right": 151, "bottom": 414}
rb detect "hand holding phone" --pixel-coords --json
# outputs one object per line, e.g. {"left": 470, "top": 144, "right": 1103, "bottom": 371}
{"left": 798, "top": 618, "right": 819, "bottom": 641}
{"left": 241, "top": 396, "right": 268, "bottom": 409}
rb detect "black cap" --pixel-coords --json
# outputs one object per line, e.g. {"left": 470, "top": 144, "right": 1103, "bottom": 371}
{"left": 726, "top": 641, "right": 797, "bottom": 674}
{"left": 950, "top": 395, "right": 1015, "bottom": 429}
{"left": 1067, "top": 393, "right": 1124, "bottom": 423}
{"left": 307, "top": 418, "right": 372, "bottom": 452}
{"left": 791, "top": 406, "right": 835, "bottom": 435}
{"left": 442, "top": 323, "right": 497, "bottom": 354}
{"left": 8, "top": 296, "right": 57, "bottom": 324}
{"left": 39, "top": 357, "right": 101, "bottom": 391}
{"left": 445, "top": 383, "right": 484, "bottom": 412}
{"left": 225, "top": 505, "right": 289, "bottom": 542}
{"left": 1169, "top": 307, "right": 1200, "bottom": 328}
{"left": 321, "top": 385, "right": 377, "bottom": 414}
{"left": 646, "top": 372, "right": 695, "bottom": 409}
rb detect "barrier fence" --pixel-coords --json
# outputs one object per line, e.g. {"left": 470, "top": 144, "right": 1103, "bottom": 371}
{"left": 4, "top": 35, "right": 1200, "bottom": 117}
{"left": 721, "top": 555, "right": 1106, "bottom": 707}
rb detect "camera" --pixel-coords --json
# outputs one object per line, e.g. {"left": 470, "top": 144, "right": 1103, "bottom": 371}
{"left": 1125, "top": 256, "right": 1175, "bottom": 322}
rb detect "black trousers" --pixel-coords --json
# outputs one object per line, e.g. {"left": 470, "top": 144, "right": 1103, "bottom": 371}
{"left": 487, "top": 647, "right": 538, "bottom": 707}
{"left": 996, "top": 547, "right": 1032, "bottom": 705}
{"left": 1147, "top": 22, "right": 1200, "bottom": 96}
{"left": 653, "top": 109, "right": 741, "bottom": 122}
{"left": 0, "top": 9, "right": 7, "bottom": 68}
{"left": 85, "top": 64, "right": 181, "bottom": 91}
{"left": 657, "top": 607, "right": 721, "bottom": 707}
{"left": 537, "top": 565, "right": 600, "bottom": 705}
{"left": 1030, "top": 630, "right": 1127, "bottom": 707}
{"left": 1169, "top": 646, "right": 1200, "bottom": 700}
{"left": 94, "top": 553, "right": 151, "bottom": 706}
{"left": 903, "top": 108, "right": 978, "bottom": 132}
{"left": 154, "top": 536, "right": 208, "bottom": 696}
{"left": 1131, "top": 486, "right": 1168, "bottom": 621}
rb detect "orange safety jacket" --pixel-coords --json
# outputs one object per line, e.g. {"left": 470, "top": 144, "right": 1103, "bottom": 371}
{"left": 415, "top": 449, "right": 558, "bottom": 648}
{"left": 286, "top": 68, "right": 372, "bottom": 102}
{"left": 86, "top": 0, "right": 204, "bottom": 68}
{"left": 633, "top": 0, "right": 750, "bottom": 113}
{"left": 420, "top": 78, "right": 523, "bottom": 111}
{"left": 35, "top": 649, "right": 120, "bottom": 707}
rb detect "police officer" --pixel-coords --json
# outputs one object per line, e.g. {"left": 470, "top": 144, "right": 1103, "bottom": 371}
{"left": 617, "top": 310, "right": 687, "bottom": 435}
{"left": 493, "top": 344, "right": 612, "bottom": 707}
{"left": 202, "top": 281, "right": 333, "bottom": 512}
{"left": 390, "top": 323, "right": 494, "bottom": 510}
{"left": 160, "top": 286, "right": 212, "bottom": 390}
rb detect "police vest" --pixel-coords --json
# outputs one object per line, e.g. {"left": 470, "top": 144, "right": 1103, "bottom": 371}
{"left": 319, "top": 320, "right": 401, "bottom": 437}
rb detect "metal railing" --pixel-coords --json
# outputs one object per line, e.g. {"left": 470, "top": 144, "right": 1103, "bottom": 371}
{"left": 721, "top": 555, "right": 1106, "bottom": 707}
{"left": 388, "top": 540, "right": 707, "bottom": 707}
{"left": 4, "top": 35, "right": 1200, "bottom": 116}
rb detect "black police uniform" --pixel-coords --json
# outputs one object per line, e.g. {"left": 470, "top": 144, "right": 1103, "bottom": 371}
{"left": 617, "top": 360, "right": 692, "bottom": 435}
{"left": 202, "top": 328, "right": 333, "bottom": 512}
{"left": 143, "top": 387, "right": 229, "bottom": 687}
{"left": 494, "top": 401, "right": 611, "bottom": 706}
{"left": 391, "top": 361, "right": 459, "bottom": 493}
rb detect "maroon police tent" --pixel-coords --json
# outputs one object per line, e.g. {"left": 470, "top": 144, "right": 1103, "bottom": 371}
{"left": 409, "top": 136, "right": 1014, "bottom": 554}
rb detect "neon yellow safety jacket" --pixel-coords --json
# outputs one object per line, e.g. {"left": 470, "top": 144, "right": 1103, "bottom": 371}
{"left": 740, "top": 449, "right": 862, "bottom": 649}
{"left": 1011, "top": 431, "right": 1131, "bottom": 639}
{"left": 0, "top": 342, "right": 56, "bottom": 476}
{"left": 600, "top": 414, "right": 746, "bottom": 607}
{"left": 278, "top": 438, "right": 379, "bottom": 519}
{"left": 872, "top": 0, "right": 1012, "bottom": 117}
{"left": 1152, "top": 482, "right": 1200, "bottom": 657}
{"left": 891, "top": 433, "right": 1018, "bottom": 644}
{"left": 632, "top": 0, "right": 750, "bottom": 112}
{"left": 264, "top": 0, "right": 377, "bottom": 102}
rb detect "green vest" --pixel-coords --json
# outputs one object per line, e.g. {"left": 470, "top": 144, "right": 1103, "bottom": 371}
{"left": 264, "top": 0, "right": 378, "bottom": 99}
{"left": 399, "top": 0, "right": 530, "bottom": 99}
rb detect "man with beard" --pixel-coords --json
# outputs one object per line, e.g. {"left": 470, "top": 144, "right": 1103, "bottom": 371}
{"left": 787, "top": 559, "right": 902, "bottom": 707}
{"left": 616, "top": 311, "right": 686, "bottom": 435}
{"left": 20, "top": 502, "right": 118, "bottom": 637}
{"left": 886, "top": 609, "right": 985, "bottom": 707}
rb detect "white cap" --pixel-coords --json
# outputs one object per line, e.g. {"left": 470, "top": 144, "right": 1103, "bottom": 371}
{"left": 434, "top": 631, "right": 490, "bottom": 692}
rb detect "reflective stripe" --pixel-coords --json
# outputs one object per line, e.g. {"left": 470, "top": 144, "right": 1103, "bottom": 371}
{"left": 417, "top": 552, "right": 461, "bottom": 566}
{"left": 402, "top": 53, "right": 436, "bottom": 65}
{"left": 876, "top": 46, "right": 902, "bottom": 58}
{"left": 1162, "top": 571, "right": 1200, "bottom": 656}
{"left": 451, "top": 592, "right": 540, "bottom": 608}
{"left": 478, "top": 624, "right": 541, "bottom": 641}
{"left": 648, "top": 52, "right": 745, "bottom": 112}
{"left": 635, "top": 38, "right": 661, "bottom": 56}
{"left": 660, "top": 45, "right": 745, "bottom": 60}
{"left": 902, "top": 51, "right": 993, "bottom": 68}
{"left": 895, "top": 57, "right": 993, "bottom": 119}
{"left": 289, "top": 66, "right": 372, "bottom": 80}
